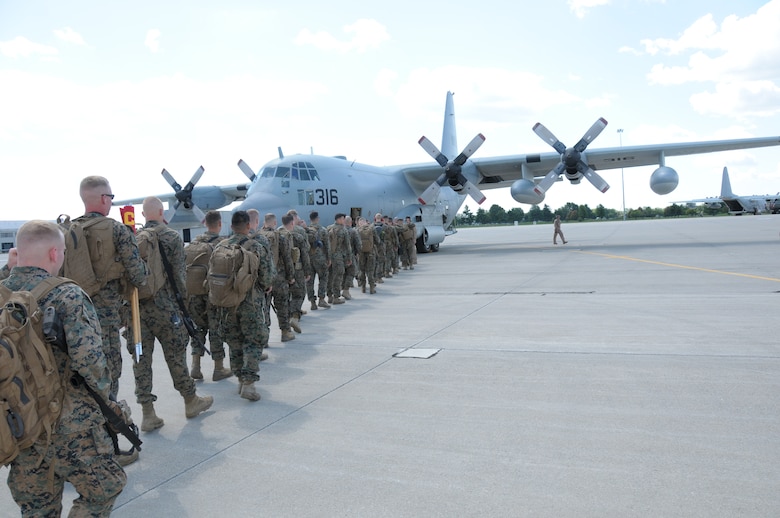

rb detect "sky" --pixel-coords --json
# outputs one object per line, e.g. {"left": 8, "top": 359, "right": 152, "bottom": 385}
{"left": 1, "top": 0, "right": 779, "bottom": 221}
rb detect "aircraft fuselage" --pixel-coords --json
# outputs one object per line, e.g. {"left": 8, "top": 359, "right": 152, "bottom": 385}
{"left": 235, "top": 154, "right": 466, "bottom": 249}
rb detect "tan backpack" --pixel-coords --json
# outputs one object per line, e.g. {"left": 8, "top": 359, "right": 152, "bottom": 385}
{"left": 0, "top": 277, "right": 70, "bottom": 466}
{"left": 358, "top": 225, "right": 374, "bottom": 252}
{"left": 135, "top": 226, "right": 167, "bottom": 300}
{"left": 184, "top": 235, "right": 221, "bottom": 296}
{"left": 207, "top": 238, "right": 259, "bottom": 308}
{"left": 59, "top": 215, "right": 125, "bottom": 297}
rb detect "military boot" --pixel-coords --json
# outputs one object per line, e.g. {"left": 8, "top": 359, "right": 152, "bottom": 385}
{"left": 370, "top": 286, "right": 376, "bottom": 294}
{"left": 327, "top": 295, "right": 334, "bottom": 304}
{"left": 190, "top": 355, "right": 203, "bottom": 380}
{"left": 281, "top": 329, "right": 296, "bottom": 342}
{"left": 342, "top": 288, "right": 352, "bottom": 300}
{"left": 318, "top": 297, "right": 331, "bottom": 308}
{"left": 141, "top": 403, "right": 164, "bottom": 432}
{"left": 212, "top": 359, "right": 233, "bottom": 381}
{"left": 332, "top": 296, "right": 345, "bottom": 305}
{"left": 240, "top": 382, "right": 261, "bottom": 401}
{"left": 361, "top": 285, "right": 366, "bottom": 293}
{"left": 184, "top": 394, "right": 214, "bottom": 418}
{"left": 290, "top": 317, "right": 302, "bottom": 333}
{"left": 310, "top": 299, "right": 318, "bottom": 310}
{"left": 116, "top": 449, "right": 139, "bottom": 467}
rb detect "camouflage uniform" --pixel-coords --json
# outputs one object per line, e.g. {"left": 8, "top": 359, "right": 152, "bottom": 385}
{"left": 262, "top": 226, "right": 295, "bottom": 334}
{"left": 247, "top": 230, "right": 273, "bottom": 346}
{"left": 327, "top": 222, "right": 352, "bottom": 299}
{"left": 185, "top": 231, "right": 226, "bottom": 361}
{"left": 386, "top": 221, "right": 400, "bottom": 274}
{"left": 127, "top": 220, "right": 196, "bottom": 405}
{"left": 357, "top": 225, "right": 381, "bottom": 291}
{"left": 306, "top": 222, "right": 330, "bottom": 304}
{"left": 0, "top": 264, "right": 10, "bottom": 280}
{"left": 401, "top": 221, "right": 417, "bottom": 269}
{"left": 373, "top": 221, "right": 387, "bottom": 282}
{"left": 289, "top": 225, "right": 312, "bottom": 319}
{"left": 343, "top": 224, "right": 361, "bottom": 293}
{"left": 3, "top": 267, "right": 126, "bottom": 516}
{"left": 79, "top": 212, "right": 147, "bottom": 399}
{"left": 215, "top": 234, "right": 275, "bottom": 383}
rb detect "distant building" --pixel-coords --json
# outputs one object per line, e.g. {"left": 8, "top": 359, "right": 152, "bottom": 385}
{"left": 0, "top": 221, "right": 26, "bottom": 253}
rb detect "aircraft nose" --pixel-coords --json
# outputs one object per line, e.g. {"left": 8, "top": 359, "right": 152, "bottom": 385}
{"left": 234, "top": 191, "right": 290, "bottom": 216}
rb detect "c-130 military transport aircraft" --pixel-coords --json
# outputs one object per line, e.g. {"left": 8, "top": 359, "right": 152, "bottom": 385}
{"left": 115, "top": 91, "right": 780, "bottom": 251}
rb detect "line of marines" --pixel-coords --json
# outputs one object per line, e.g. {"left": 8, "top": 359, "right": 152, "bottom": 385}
{"left": 0, "top": 175, "right": 417, "bottom": 516}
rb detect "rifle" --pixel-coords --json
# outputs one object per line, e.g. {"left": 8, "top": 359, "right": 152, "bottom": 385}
{"left": 42, "top": 306, "right": 142, "bottom": 454}
{"left": 157, "top": 236, "right": 211, "bottom": 355}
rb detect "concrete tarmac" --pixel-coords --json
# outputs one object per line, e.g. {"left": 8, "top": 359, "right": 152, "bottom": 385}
{"left": 1, "top": 216, "right": 779, "bottom": 517}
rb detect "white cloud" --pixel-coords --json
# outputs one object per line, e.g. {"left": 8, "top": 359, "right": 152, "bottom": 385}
{"left": 295, "top": 18, "right": 389, "bottom": 53}
{"left": 642, "top": 1, "right": 780, "bottom": 120}
{"left": 0, "top": 36, "right": 58, "bottom": 59}
{"left": 568, "top": 0, "right": 610, "bottom": 19}
{"left": 54, "top": 27, "right": 86, "bottom": 46}
{"left": 145, "top": 29, "right": 161, "bottom": 53}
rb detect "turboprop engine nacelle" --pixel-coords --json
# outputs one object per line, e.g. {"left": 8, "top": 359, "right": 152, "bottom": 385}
{"left": 650, "top": 166, "right": 679, "bottom": 195}
{"left": 510, "top": 179, "right": 545, "bottom": 205}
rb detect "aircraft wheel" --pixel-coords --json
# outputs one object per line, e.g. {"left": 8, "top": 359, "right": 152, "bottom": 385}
{"left": 416, "top": 235, "right": 430, "bottom": 254}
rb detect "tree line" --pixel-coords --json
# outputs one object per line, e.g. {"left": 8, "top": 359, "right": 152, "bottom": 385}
{"left": 455, "top": 202, "right": 729, "bottom": 225}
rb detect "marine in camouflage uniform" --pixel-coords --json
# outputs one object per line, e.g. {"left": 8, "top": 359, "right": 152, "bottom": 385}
{"left": 327, "top": 213, "right": 352, "bottom": 304}
{"left": 74, "top": 177, "right": 147, "bottom": 401}
{"left": 127, "top": 198, "right": 213, "bottom": 432}
{"left": 373, "top": 214, "right": 387, "bottom": 283}
{"left": 357, "top": 217, "right": 380, "bottom": 294}
{"left": 4, "top": 220, "right": 126, "bottom": 517}
{"left": 400, "top": 217, "right": 416, "bottom": 270}
{"left": 261, "top": 213, "right": 296, "bottom": 342}
{"left": 247, "top": 215, "right": 273, "bottom": 356}
{"left": 341, "top": 215, "right": 361, "bottom": 300}
{"left": 185, "top": 211, "right": 232, "bottom": 381}
{"left": 306, "top": 211, "right": 331, "bottom": 309}
{"left": 284, "top": 212, "right": 311, "bottom": 331}
{"left": 216, "top": 211, "right": 275, "bottom": 401}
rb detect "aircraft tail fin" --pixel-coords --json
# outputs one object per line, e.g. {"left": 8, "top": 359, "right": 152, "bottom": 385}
{"left": 720, "top": 166, "right": 734, "bottom": 198}
{"left": 441, "top": 91, "right": 458, "bottom": 159}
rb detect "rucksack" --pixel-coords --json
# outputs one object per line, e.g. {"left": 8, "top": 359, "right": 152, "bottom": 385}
{"left": 358, "top": 226, "right": 374, "bottom": 252}
{"left": 207, "top": 238, "right": 259, "bottom": 308}
{"left": 259, "top": 228, "right": 280, "bottom": 267}
{"left": 59, "top": 215, "right": 125, "bottom": 297}
{"left": 184, "top": 235, "right": 221, "bottom": 296}
{"left": 0, "top": 277, "right": 69, "bottom": 467}
{"left": 135, "top": 226, "right": 167, "bottom": 300}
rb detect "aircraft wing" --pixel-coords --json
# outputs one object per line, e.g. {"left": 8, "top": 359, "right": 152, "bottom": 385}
{"left": 468, "top": 136, "right": 780, "bottom": 189}
{"left": 113, "top": 183, "right": 250, "bottom": 209}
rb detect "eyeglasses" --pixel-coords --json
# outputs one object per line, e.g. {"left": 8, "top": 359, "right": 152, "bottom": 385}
{"left": 101, "top": 193, "right": 115, "bottom": 200}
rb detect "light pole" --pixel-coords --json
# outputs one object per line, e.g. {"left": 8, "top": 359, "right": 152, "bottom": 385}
{"left": 618, "top": 128, "right": 625, "bottom": 221}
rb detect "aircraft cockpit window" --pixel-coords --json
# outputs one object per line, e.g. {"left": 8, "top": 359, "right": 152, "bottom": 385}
{"left": 290, "top": 161, "right": 319, "bottom": 181}
{"left": 291, "top": 167, "right": 299, "bottom": 180}
{"left": 261, "top": 167, "right": 275, "bottom": 178}
{"left": 275, "top": 167, "right": 290, "bottom": 179}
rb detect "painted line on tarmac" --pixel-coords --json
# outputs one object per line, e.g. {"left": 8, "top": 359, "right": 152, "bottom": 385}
{"left": 577, "top": 250, "right": 780, "bottom": 283}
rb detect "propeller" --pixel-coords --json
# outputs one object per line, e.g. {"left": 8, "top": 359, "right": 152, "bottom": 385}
{"left": 161, "top": 166, "right": 207, "bottom": 224}
{"left": 417, "top": 133, "right": 487, "bottom": 205}
{"left": 237, "top": 159, "right": 257, "bottom": 182}
{"left": 532, "top": 118, "right": 610, "bottom": 196}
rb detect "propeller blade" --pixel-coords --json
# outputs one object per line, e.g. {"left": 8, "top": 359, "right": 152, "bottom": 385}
{"left": 191, "top": 204, "right": 207, "bottom": 224}
{"left": 576, "top": 162, "right": 610, "bottom": 193}
{"left": 533, "top": 162, "right": 567, "bottom": 196}
{"left": 458, "top": 177, "right": 487, "bottom": 205}
{"left": 161, "top": 169, "right": 181, "bottom": 192}
{"left": 533, "top": 123, "right": 567, "bottom": 155}
{"left": 163, "top": 202, "right": 179, "bottom": 225}
{"left": 573, "top": 117, "right": 608, "bottom": 152}
{"left": 237, "top": 159, "right": 257, "bottom": 181}
{"left": 417, "top": 173, "right": 446, "bottom": 205}
{"left": 453, "top": 133, "right": 486, "bottom": 166}
{"left": 182, "top": 166, "right": 205, "bottom": 192}
{"left": 418, "top": 136, "right": 448, "bottom": 167}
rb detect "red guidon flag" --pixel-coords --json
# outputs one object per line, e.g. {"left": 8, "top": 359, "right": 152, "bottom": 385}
{"left": 120, "top": 205, "right": 136, "bottom": 233}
